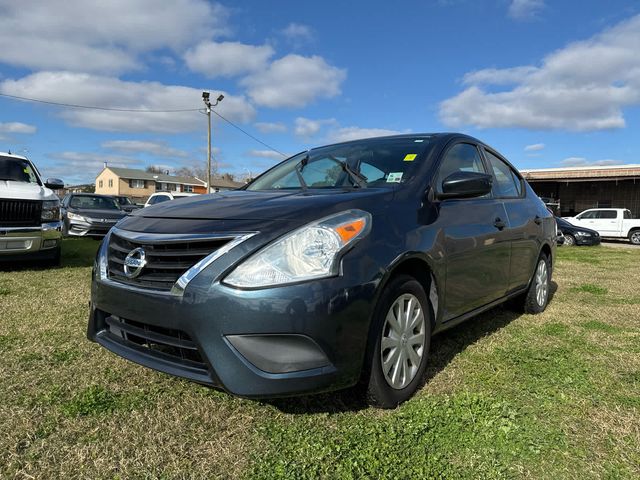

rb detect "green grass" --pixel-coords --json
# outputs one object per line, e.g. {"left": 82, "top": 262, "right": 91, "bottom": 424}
{"left": 1, "top": 239, "right": 639, "bottom": 478}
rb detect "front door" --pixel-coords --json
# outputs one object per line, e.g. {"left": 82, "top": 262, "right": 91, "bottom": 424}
{"left": 433, "top": 142, "right": 511, "bottom": 321}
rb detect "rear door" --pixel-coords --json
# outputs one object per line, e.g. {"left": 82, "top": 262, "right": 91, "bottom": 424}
{"left": 434, "top": 142, "right": 512, "bottom": 321}
{"left": 482, "top": 148, "right": 539, "bottom": 292}
{"left": 591, "top": 209, "right": 620, "bottom": 236}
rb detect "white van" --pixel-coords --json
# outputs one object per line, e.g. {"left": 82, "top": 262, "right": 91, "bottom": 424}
{"left": 0, "top": 152, "right": 64, "bottom": 264}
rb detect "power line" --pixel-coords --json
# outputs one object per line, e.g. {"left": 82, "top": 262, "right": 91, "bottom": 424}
{"left": 0, "top": 92, "right": 200, "bottom": 112}
{"left": 0, "top": 91, "right": 288, "bottom": 158}
{"left": 211, "top": 109, "right": 288, "bottom": 158}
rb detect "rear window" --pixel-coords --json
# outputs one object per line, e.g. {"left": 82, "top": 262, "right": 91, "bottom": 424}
{"left": 148, "top": 195, "right": 170, "bottom": 205}
{"left": 484, "top": 150, "right": 522, "bottom": 197}
{"left": 597, "top": 210, "right": 617, "bottom": 219}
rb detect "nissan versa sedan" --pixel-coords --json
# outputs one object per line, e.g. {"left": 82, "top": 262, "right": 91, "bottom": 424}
{"left": 88, "top": 133, "right": 556, "bottom": 408}
{"left": 61, "top": 193, "right": 127, "bottom": 238}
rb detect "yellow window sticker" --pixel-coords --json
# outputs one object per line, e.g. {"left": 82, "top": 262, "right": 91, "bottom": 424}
{"left": 403, "top": 153, "right": 417, "bottom": 162}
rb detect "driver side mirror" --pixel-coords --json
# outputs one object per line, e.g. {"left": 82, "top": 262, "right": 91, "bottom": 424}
{"left": 437, "top": 171, "right": 493, "bottom": 200}
{"left": 45, "top": 178, "right": 64, "bottom": 190}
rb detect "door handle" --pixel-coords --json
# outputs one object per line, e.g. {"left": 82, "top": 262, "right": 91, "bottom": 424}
{"left": 494, "top": 218, "right": 506, "bottom": 230}
{"left": 534, "top": 215, "right": 542, "bottom": 225}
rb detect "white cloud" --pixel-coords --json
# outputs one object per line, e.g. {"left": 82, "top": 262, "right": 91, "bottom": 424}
{"left": 0, "top": 0, "right": 229, "bottom": 74}
{"left": 0, "top": 122, "right": 37, "bottom": 134}
{"left": 328, "top": 127, "right": 407, "bottom": 143}
{"left": 254, "top": 122, "right": 287, "bottom": 133}
{"left": 242, "top": 54, "right": 346, "bottom": 108}
{"left": 281, "top": 23, "right": 314, "bottom": 42}
{"left": 0, "top": 71, "right": 256, "bottom": 133}
{"left": 294, "top": 117, "right": 337, "bottom": 137}
{"left": 524, "top": 143, "right": 545, "bottom": 151}
{"left": 440, "top": 15, "right": 640, "bottom": 131}
{"left": 102, "top": 140, "right": 189, "bottom": 158}
{"left": 508, "top": 0, "right": 545, "bottom": 20}
{"left": 463, "top": 66, "right": 538, "bottom": 86}
{"left": 560, "top": 157, "right": 623, "bottom": 167}
{"left": 184, "top": 41, "right": 274, "bottom": 78}
{"left": 246, "top": 149, "right": 287, "bottom": 160}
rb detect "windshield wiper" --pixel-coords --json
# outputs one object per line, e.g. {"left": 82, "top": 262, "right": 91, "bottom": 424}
{"left": 294, "top": 154, "right": 309, "bottom": 192}
{"left": 327, "top": 155, "right": 368, "bottom": 188}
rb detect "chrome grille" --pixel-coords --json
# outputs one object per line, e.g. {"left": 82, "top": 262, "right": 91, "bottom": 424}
{"left": 0, "top": 199, "right": 42, "bottom": 226}
{"left": 107, "top": 232, "right": 232, "bottom": 291}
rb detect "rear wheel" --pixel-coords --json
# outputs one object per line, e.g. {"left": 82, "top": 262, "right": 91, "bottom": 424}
{"left": 509, "top": 253, "right": 551, "bottom": 314}
{"left": 365, "top": 275, "right": 431, "bottom": 408}
{"left": 630, "top": 230, "right": 640, "bottom": 245}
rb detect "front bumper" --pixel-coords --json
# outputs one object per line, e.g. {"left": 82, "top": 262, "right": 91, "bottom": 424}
{"left": 0, "top": 222, "right": 62, "bottom": 257}
{"left": 575, "top": 235, "right": 600, "bottom": 246}
{"left": 88, "top": 236, "right": 378, "bottom": 397}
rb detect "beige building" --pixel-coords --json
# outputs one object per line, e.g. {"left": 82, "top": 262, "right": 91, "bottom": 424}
{"left": 95, "top": 167, "right": 207, "bottom": 202}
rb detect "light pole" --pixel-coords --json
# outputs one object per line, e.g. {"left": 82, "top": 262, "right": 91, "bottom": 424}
{"left": 202, "top": 92, "right": 224, "bottom": 194}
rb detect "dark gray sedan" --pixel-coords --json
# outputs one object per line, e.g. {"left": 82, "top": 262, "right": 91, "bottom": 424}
{"left": 61, "top": 193, "right": 127, "bottom": 238}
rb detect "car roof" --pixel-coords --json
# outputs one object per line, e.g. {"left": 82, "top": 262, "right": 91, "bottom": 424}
{"left": 310, "top": 132, "right": 483, "bottom": 151}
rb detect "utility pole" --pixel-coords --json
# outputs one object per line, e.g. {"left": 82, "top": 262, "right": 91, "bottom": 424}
{"left": 202, "top": 92, "right": 224, "bottom": 194}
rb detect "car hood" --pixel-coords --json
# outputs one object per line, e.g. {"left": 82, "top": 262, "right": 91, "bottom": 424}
{"left": 131, "top": 188, "right": 394, "bottom": 221}
{"left": 0, "top": 180, "right": 58, "bottom": 201}
{"left": 71, "top": 208, "right": 127, "bottom": 220}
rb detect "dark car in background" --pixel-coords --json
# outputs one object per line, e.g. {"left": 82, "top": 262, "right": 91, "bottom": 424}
{"left": 61, "top": 193, "right": 127, "bottom": 238}
{"left": 88, "top": 133, "right": 556, "bottom": 408}
{"left": 556, "top": 217, "right": 600, "bottom": 246}
{"left": 110, "top": 195, "right": 142, "bottom": 213}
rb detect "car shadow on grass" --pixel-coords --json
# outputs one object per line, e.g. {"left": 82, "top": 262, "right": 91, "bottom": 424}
{"left": 266, "top": 281, "right": 558, "bottom": 414}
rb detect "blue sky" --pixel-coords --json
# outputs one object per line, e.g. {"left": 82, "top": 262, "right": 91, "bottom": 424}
{"left": 1, "top": 0, "right": 639, "bottom": 184}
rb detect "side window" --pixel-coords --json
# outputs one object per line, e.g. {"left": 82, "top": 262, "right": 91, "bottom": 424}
{"left": 624, "top": 210, "right": 632, "bottom": 219}
{"left": 435, "top": 143, "right": 486, "bottom": 194}
{"left": 598, "top": 210, "right": 617, "bottom": 219}
{"left": 485, "top": 150, "right": 522, "bottom": 198}
{"left": 578, "top": 211, "right": 595, "bottom": 219}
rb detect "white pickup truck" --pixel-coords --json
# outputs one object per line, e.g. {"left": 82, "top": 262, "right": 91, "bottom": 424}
{"left": 1, "top": 152, "right": 65, "bottom": 264}
{"left": 563, "top": 208, "right": 640, "bottom": 245}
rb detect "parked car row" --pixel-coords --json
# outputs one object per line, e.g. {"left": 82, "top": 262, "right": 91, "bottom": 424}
{"left": 1, "top": 150, "right": 198, "bottom": 266}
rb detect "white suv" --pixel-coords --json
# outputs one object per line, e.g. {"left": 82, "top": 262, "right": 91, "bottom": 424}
{"left": 144, "top": 192, "right": 196, "bottom": 207}
{"left": 0, "top": 152, "right": 64, "bottom": 264}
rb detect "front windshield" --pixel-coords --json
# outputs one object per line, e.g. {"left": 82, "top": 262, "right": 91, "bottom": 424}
{"left": 0, "top": 156, "right": 40, "bottom": 184}
{"left": 117, "top": 197, "right": 132, "bottom": 205}
{"left": 69, "top": 195, "right": 120, "bottom": 210}
{"left": 247, "top": 137, "right": 433, "bottom": 191}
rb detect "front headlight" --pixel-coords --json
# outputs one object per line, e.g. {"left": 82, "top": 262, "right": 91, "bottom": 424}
{"left": 41, "top": 200, "right": 61, "bottom": 222}
{"left": 67, "top": 211, "right": 88, "bottom": 222}
{"left": 224, "top": 209, "right": 372, "bottom": 288}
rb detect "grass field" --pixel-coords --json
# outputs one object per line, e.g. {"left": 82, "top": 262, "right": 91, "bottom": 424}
{"left": 1, "top": 239, "right": 639, "bottom": 479}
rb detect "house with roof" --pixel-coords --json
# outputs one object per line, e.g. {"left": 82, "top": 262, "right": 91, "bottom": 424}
{"left": 95, "top": 167, "right": 207, "bottom": 202}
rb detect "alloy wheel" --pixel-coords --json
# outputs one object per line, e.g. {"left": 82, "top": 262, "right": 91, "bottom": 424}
{"left": 631, "top": 231, "right": 640, "bottom": 245}
{"left": 380, "top": 293, "right": 426, "bottom": 390}
{"left": 535, "top": 260, "right": 549, "bottom": 307}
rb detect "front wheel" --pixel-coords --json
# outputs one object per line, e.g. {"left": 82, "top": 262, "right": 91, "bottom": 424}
{"left": 564, "top": 234, "right": 575, "bottom": 246}
{"left": 630, "top": 230, "right": 640, "bottom": 245}
{"left": 365, "top": 275, "right": 432, "bottom": 408}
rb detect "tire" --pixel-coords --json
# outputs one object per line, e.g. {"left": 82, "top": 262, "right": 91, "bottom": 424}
{"left": 365, "top": 275, "right": 432, "bottom": 408}
{"left": 522, "top": 254, "right": 551, "bottom": 314}
{"left": 564, "top": 234, "right": 575, "bottom": 246}
{"left": 630, "top": 230, "right": 640, "bottom": 246}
